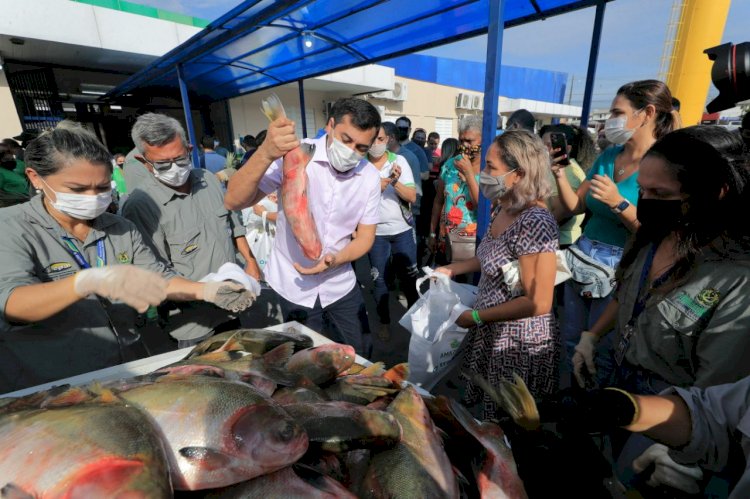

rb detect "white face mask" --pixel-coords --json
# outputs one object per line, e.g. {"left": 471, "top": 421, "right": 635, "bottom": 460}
{"left": 40, "top": 178, "right": 111, "bottom": 220}
{"left": 604, "top": 116, "right": 636, "bottom": 145}
{"left": 368, "top": 141, "right": 388, "bottom": 159}
{"left": 327, "top": 135, "right": 364, "bottom": 173}
{"left": 153, "top": 160, "right": 193, "bottom": 187}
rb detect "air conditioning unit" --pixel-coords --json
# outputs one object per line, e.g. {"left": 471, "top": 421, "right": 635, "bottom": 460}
{"left": 456, "top": 93, "right": 472, "bottom": 109}
{"left": 471, "top": 95, "right": 483, "bottom": 110}
{"left": 369, "top": 81, "right": 408, "bottom": 101}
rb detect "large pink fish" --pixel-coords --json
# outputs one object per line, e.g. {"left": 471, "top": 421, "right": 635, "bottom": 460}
{"left": 0, "top": 387, "right": 171, "bottom": 498}
{"left": 262, "top": 94, "right": 323, "bottom": 260}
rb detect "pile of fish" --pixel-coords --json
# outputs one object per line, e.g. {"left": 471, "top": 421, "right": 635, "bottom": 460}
{"left": 0, "top": 328, "right": 528, "bottom": 498}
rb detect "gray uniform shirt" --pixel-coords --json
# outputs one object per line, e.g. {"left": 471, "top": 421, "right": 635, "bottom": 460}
{"left": 616, "top": 241, "right": 750, "bottom": 388}
{"left": 667, "top": 378, "right": 750, "bottom": 498}
{"left": 0, "top": 195, "right": 175, "bottom": 393}
{"left": 122, "top": 167, "right": 245, "bottom": 340}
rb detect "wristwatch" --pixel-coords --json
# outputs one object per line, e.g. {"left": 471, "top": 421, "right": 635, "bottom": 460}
{"left": 610, "top": 199, "right": 630, "bottom": 214}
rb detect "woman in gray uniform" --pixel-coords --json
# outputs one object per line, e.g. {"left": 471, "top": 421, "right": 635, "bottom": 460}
{"left": 0, "top": 123, "right": 254, "bottom": 393}
{"left": 572, "top": 125, "right": 750, "bottom": 493}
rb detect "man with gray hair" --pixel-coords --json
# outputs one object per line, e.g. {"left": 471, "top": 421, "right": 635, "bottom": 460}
{"left": 122, "top": 113, "right": 260, "bottom": 348}
{"left": 428, "top": 114, "right": 483, "bottom": 269}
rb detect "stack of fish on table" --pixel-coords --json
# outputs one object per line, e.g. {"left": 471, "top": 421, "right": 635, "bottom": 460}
{"left": 0, "top": 328, "right": 528, "bottom": 498}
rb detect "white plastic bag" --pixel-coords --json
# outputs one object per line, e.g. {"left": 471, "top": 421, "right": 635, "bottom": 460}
{"left": 399, "top": 267, "right": 478, "bottom": 389}
{"left": 245, "top": 211, "right": 274, "bottom": 278}
{"left": 500, "top": 250, "right": 572, "bottom": 297}
{"left": 199, "top": 262, "right": 262, "bottom": 296}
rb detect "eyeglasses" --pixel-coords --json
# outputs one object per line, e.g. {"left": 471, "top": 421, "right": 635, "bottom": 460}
{"left": 143, "top": 155, "right": 191, "bottom": 172}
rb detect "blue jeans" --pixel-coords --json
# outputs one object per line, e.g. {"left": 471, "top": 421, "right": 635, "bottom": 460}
{"left": 278, "top": 285, "right": 372, "bottom": 358}
{"left": 559, "top": 236, "right": 623, "bottom": 388}
{"left": 368, "top": 229, "right": 420, "bottom": 324}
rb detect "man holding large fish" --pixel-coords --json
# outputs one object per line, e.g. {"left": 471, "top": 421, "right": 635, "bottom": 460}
{"left": 226, "top": 97, "right": 382, "bottom": 357}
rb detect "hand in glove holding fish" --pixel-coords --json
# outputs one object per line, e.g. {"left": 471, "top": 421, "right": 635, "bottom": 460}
{"left": 203, "top": 281, "right": 256, "bottom": 313}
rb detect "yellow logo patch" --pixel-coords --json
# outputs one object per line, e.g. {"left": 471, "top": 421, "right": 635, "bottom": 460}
{"left": 695, "top": 288, "right": 720, "bottom": 309}
{"left": 49, "top": 262, "right": 72, "bottom": 272}
{"left": 183, "top": 244, "right": 198, "bottom": 255}
{"left": 117, "top": 252, "right": 130, "bottom": 264}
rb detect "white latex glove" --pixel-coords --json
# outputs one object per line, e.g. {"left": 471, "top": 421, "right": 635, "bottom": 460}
{"left": 633, "top": 443, "right": 704, "bottom": 494}
{"left": 573, "top": 331, "right": 598, "bottom": 387}
{"left": 74, "top": 266, "right": 168, "bottom": 313}
{"left": 203, "top": 281, "right": 256, "bottom": 313}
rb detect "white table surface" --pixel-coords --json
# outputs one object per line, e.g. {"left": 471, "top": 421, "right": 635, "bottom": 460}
{"left": 1, "top": 321, "right": 375, "bottom": 399}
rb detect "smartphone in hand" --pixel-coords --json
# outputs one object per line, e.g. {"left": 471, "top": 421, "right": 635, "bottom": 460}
{"left": 550, "top": 132, "right": 570, "bottom": 166}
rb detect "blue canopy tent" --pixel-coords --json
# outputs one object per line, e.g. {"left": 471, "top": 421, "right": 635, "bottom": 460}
{"left": 107, "top": 0, "right": 613, "bottom": 241}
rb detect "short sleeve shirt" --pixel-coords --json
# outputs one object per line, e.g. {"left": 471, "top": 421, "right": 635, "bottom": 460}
{"left": 258, "top": 134, "right": 381, "bottom": 308}
{"left": 374, "top": 152, "right": 415, "bottom": 236}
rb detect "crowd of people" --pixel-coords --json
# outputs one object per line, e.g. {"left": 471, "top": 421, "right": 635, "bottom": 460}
{"left": 1, "top": 79, "right": 750, "bottom": 496}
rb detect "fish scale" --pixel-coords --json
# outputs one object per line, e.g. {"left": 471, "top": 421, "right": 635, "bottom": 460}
{"left": 0, "top": 401, "right": 171, "bottom": 497}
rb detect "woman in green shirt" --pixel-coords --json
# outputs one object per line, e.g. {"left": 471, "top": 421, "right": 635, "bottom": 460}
{"left": 553, "top": 80, "right": 679, "bottom": 388}
{"left": 0, "top": 143, "right": 30, "bottom": 207}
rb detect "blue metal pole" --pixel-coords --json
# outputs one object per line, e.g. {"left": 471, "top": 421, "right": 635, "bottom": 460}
{"left": 580, "top": 0, "right": 607, "bottom": 129}
{"left": 176, "top": 63, "right": 201, "bottom": 167}
{"left": 476, "top": 0, "right": 506, "bottom": 243}
{"left": 298, "top": 80, "right": 308, "bottom": 138}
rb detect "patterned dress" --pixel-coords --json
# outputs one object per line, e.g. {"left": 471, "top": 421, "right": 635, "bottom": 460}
{"left": 438, "top": 157, "right": 480, "bottom": 252}
{"left": 462, "top": 206, "right": 561, "bottom": 420}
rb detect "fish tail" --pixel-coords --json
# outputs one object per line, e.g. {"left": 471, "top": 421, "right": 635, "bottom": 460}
{"left": 261, "top": 93, "right": 286, "bottom": 121}
{"left": 463, "top": 371, "right": 540, "bottom": 431}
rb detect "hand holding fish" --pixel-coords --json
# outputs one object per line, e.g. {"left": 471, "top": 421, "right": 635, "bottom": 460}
{"left": 260, "top": 117, "right": 300, "bottom": 161}
{"left": 293, "top": 253, "right": 337, "bottom": 275}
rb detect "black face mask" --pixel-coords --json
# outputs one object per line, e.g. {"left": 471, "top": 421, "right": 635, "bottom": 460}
{"left": 1, "top": 160, "right": 16, "bottom": 171}
{"left": 637, "top": 198, "right": 684, "bottom": 240}
{"left": 396, "top": 127, "right": 409, "bottom": 141}
{"left": 413, "top": 138, "right": 426, "bottom": 148}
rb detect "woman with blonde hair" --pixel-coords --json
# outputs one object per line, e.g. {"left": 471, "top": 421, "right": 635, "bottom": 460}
{"left": 436, "top": 130, "right": 560, "bottom": 419}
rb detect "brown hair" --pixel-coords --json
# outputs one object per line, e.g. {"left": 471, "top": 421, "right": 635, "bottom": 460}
{"left": 616, "top": 80, "right": 678, "bottom": 140}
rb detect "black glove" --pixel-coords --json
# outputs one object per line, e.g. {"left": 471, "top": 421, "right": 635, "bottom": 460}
{"left": 537, "top": 387, "right": 638, "bottom": 432}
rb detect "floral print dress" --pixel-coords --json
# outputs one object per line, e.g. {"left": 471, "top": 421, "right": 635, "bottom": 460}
{"left": 462, "top": 206, "right": 561, "bottom": 420}
{"left": 438, "top": 157, "right": 479, "bottom": 252}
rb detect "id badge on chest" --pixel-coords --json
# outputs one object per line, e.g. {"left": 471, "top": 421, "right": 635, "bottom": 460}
{"left": 615, "top": 323, "right": 635, "bottom": 366}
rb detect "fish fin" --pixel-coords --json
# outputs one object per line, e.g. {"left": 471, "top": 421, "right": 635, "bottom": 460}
{"left": 192, "top": 350, "right": 240, "bottom": 362}
{"left": 87, "top": 384, "right": 120, "bottom": 404}
{"left": 447, "top": 397, "right": 480, "bottom": 431}
{"left": 357, "top": 362, "right": 386, "bottom": 377}
{"left": 179, "top": 447, "right": 232, "bottom": 471}
{"left": 41, "top": 386, "right": 92, "bottom": 408}
{"left": 1, "top": 483, "right": 35, "bottom": 499}
{"left": 299, "top": 142, "right": 317, "bottom": 159}
{"left": 156, "top": 365, "right": 226, "bottom": 378}
{"left": 383, "top": 363, "right": 410, "bottom": 386}
{"left": 464, "top": 371, "right": 540, "bottom": 431}
{"left": 263, "top": 341, "right": 295, "bottom": 368}
{"left": 261, "top": 93, "right": 286, "bottom": 121}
